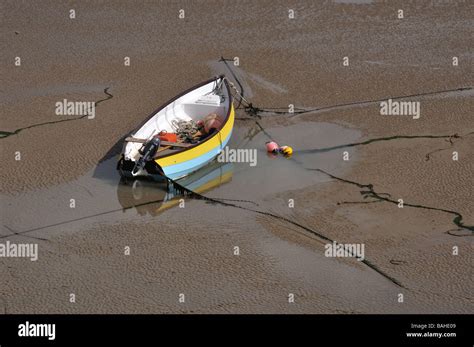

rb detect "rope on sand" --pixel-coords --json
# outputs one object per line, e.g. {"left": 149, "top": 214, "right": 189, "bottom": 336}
{"left": 218, "top": 56, "right": 473, "bottom": 119}
{"left": 164, "top": 174, "right": 405, "bottom": 288}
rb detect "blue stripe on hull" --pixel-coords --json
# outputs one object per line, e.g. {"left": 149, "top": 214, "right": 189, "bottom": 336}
{"left": 162, "top": 131, "right": 232, "bottom": 180}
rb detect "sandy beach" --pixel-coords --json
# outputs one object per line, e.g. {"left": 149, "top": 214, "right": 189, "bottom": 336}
{"left": 1, "top": 0, "right": 472, "bottom": 313}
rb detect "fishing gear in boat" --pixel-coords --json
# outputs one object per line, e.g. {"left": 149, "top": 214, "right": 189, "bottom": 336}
{"left": 172, "top": 119, "right": 201, "bottom": 143}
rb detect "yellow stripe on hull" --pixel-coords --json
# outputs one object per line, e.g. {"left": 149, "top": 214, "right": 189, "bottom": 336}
{"left": 155, "top": 104, "right": 235, "bottom": 168}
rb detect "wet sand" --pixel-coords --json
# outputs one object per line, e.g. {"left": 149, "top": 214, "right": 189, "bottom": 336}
{"left": 1, "top": 1, "right": 472, "bottom": 313}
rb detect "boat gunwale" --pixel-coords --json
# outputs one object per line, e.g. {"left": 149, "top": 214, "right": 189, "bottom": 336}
{"left": 126, "top": 74, "right": 233, "bottom": 161}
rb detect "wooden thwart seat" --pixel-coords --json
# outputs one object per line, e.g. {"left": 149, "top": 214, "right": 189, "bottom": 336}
{"left": 125, "top": 136, "right": 193, "bottom": 148}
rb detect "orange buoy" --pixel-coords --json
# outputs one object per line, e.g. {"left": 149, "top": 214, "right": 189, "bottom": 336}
{"left": 203, "top": 113, "right": 223, "bottom": 134}
{"left": 266, "top": 141, "right": 279, "bottom": 153}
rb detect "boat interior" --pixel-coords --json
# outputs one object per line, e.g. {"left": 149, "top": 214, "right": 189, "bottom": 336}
{"left": 124, "top": 77, "right": 230, "bottom": 161}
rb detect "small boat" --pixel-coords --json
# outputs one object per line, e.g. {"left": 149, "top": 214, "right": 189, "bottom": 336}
{"left": 117, "top": 75, "right": 234, "bottom": 180}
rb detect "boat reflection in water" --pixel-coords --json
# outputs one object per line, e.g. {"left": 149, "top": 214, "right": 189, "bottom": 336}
{"left": 117, "top": 161, "right": 233, "bottom": 216}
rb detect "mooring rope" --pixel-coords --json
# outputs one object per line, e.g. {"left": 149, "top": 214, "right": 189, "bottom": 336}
{"left": 218, "top": 56, "right": 473, "bottom": 120}
{"left": 219, "top": 56, "right": 245, "bottom": 109}
{"left": 172, "top": 119, "right": 200, "bottom": 143}
{"left": 164, "top": 174, "right": 404, "bottom": 287}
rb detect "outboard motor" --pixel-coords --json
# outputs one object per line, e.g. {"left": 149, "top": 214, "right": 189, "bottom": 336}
{"left": 132, "top": 137, "right": 161, "bottom": 176}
